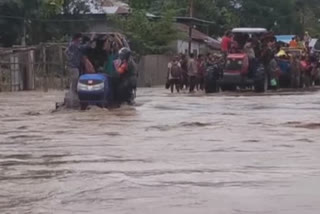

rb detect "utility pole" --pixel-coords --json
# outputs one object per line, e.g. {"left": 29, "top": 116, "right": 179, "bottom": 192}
{"left": 302, "top": 4, "right": 305, "bottom": 34}
{"left": 296, "top": 0, "right": 305, "bottom": 36}
{"left": 188, "top": 0, "right": 194, "bottom": 56}
{"left": 21, "top": 18, "right": 27, "bottom": 46}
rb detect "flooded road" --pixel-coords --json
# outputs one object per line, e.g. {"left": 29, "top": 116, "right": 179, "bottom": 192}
{"left": 1, "top": 88, "right": 320, "bottom": 214}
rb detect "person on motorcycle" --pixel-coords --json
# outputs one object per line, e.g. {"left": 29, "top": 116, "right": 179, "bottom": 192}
{"left": 116, "top": 47, "right": 136, "bottom": 105}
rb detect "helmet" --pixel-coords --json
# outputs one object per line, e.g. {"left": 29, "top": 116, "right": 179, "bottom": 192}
{"left": 119, "top": 47, "right": 131, "bottom": 61}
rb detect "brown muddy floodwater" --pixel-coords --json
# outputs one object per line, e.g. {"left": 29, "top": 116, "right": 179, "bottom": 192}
{"left": 1, "top": 88, "right": 320, "bottom": 214}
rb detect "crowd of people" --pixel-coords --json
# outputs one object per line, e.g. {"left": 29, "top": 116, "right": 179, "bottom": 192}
{"left": 166, "top": 29, "right": 276, "bottom": 93}
{"left": 166, "top": 30, "right": 319, "bottom": 93}
{"left": 278, "top": 32, "right": 320, "bottom": 87}
{"left": 166, "top": 53, "right": 224, "bottom": 93}
{"left": 289, "top": 32, "right": 311, "bottom": 50}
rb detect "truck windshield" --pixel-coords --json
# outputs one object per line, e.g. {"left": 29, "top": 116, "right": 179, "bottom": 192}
{"left": 225, "top": 59, "right": 243, "bottom": 70}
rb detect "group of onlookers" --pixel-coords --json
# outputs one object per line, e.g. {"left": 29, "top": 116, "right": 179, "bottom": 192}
{"left": 166, "top": 30, "right": 318, "bottom": 93}
{"left": 166, "top": 53, "right": 223, "bottom": 93}
{"left": 289, "top": 32, "right": 312, "bottom": 50}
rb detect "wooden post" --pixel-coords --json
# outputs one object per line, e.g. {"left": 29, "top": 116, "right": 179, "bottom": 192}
{"left": 42, "top": 45, "right": 48, "bottom": 92}
{"left": 10, "top": 55, "right": 20, "bottom": 91}
{"left": 188, "top": 0, "right": 194, "bottom": 56}
{"left": 26, "top": 50, "right": 35, "bottom": 90}
{"left": 0, "top": 60, "right": 2, "bottom": 92}
{"left": 58, "top": 46, "right": 65, "bottom": 90}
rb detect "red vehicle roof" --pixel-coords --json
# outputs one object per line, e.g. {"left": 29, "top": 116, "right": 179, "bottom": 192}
{"left": 227, "top": 53, "right": 247, "bottom": 59}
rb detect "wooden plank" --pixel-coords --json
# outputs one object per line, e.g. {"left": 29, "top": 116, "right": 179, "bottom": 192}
{"left": 42, "top": 46, "right": 48, "bottom": 92}
{"left": 26, "top": 50, "right": 35, "bottom": 90}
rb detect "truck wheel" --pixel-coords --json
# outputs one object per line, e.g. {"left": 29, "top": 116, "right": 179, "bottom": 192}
{"left": 255, "top": 76, "right": 268, "bottom": 93}
{"left": 304, "top": 75, "right": 312, "bottom": 88}
{"left": 205, "top": 81, "right": 219, "bottom": 93}
{"left": 221, "top": 85, "right": 236, "bottom": 91}
{"left": 80, "top": 103, "right": 88, "bottom": 111}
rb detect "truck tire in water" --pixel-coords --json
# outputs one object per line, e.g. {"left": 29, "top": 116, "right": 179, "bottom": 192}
{"left": 80, "top": 103, "right": 88, "bottom": 111}
{"left": 254, "top": 64, "right": 267, "bottom": 93}
{"left": 254, "top": 74, "right": 268, "bottom": 93}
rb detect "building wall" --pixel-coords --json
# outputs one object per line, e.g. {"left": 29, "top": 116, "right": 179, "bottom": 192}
{"left": 137, "top": 55, "right": 170, "bottom": 87}
{"left": 177, "top": 40, "right": 207, "bottom": 56}
{"left": 88, "top": 21, "right": 117, "bottom": 32}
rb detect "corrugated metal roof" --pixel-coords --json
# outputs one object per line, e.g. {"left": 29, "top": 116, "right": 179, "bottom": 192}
{"left": 175, "top": 23, "right": 210, "bottom": 41}
{"left": 175, "top": 23, "right": 220, "bottom": 50}
{"left": 88, "top": 0, "right": 129, "bottom": 14}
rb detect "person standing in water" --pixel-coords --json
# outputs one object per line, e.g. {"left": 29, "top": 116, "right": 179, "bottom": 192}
{"left": 188, "top": 53, "right": 198, "bottom": 93}
{"left": 167, "top": 55, "right": 182, "bottom": 93}
{"left": 197, "top": 54, "right": 206, "bottom": 91}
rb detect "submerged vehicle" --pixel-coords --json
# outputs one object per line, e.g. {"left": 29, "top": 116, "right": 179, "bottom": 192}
{"left": 220, "top": 53, "right": 267, "bottom": 92}
{"left": 205, "top": 28, "right": 270, "bottom": 93}
{"left": 60, "top": 32, "right": 136, "bottom": 110}
{"left": 77, "top": 73, "right": 110, "bottom": 110}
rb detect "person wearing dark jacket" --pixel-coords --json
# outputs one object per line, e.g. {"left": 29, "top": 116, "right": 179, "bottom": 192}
{"left": 116, "top": 48, "right": 136, "bottom": 105}
{"left": 188, "top": 53, "right": 198, "bottom": 93}
{"left": 167, "top": 55, "right": 182, "bottom": 93}
{"left": 65, "top": 33, "right": 95, "bottom": 94}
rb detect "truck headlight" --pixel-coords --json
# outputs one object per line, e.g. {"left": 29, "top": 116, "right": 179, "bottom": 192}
{"left": 77, "top": 82, "right": 104, "bottom": 91}
{"left": 92, "top": 82, "right": 104, "bottom": 90}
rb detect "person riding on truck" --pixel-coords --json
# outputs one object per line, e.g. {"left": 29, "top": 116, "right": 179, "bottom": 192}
{"left": 116, "top": 47, "right": 136, "bottom": 105}
{"left": 104, "top": 45, "right": 120, "bottom": 106}
{"left": 289, "top": 37, "right": 298, "bottom": 48}
{"left": 65, "top": 33, "right": 95, "bottom": 95}
{"left": 221, "top": 31, "right": 233, "bottom": 57}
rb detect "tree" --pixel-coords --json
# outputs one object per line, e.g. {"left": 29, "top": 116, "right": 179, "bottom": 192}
{"left": 231, "top": 0, "right": 296, "bottom": 33}
{"left": 145, "top": 0, "right": 238, "bottom": 36}
{"left": 115, "top": 9, "right": 178, "bottom": 54}
{"left": 0, "top": 0, "right": 95, "bottom": 46}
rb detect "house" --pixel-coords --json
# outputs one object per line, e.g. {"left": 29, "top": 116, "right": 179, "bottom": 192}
{"left": 85, "top": 0, "right": 129, "bottom": 32}
{"left": 88, "top": 0, "right": 129, "bottom": 15}
{"left": 70, "top": 0, "right": 221, "bottom": 55}
{"left": 175, "top": 23, "right": 220, "bottom": 56}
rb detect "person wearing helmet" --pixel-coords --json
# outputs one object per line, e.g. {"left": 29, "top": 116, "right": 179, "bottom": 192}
{"left": 116, "top": 47, "right": 136, "bottom": 105}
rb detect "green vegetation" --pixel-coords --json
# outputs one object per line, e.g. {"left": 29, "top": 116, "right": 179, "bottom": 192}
{"left": 1, "top": 0, "right": 320, "bottom": 48}
{"left": 0, "top": 0, "right": 92, "bottom": 46}
{"left": 114, "top": 8, "right": 178, "bottom": 54}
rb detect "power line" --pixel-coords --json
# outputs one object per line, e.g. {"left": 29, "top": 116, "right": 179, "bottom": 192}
{"left": 0, "top": 15, "right": 109, "bottom": 22}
